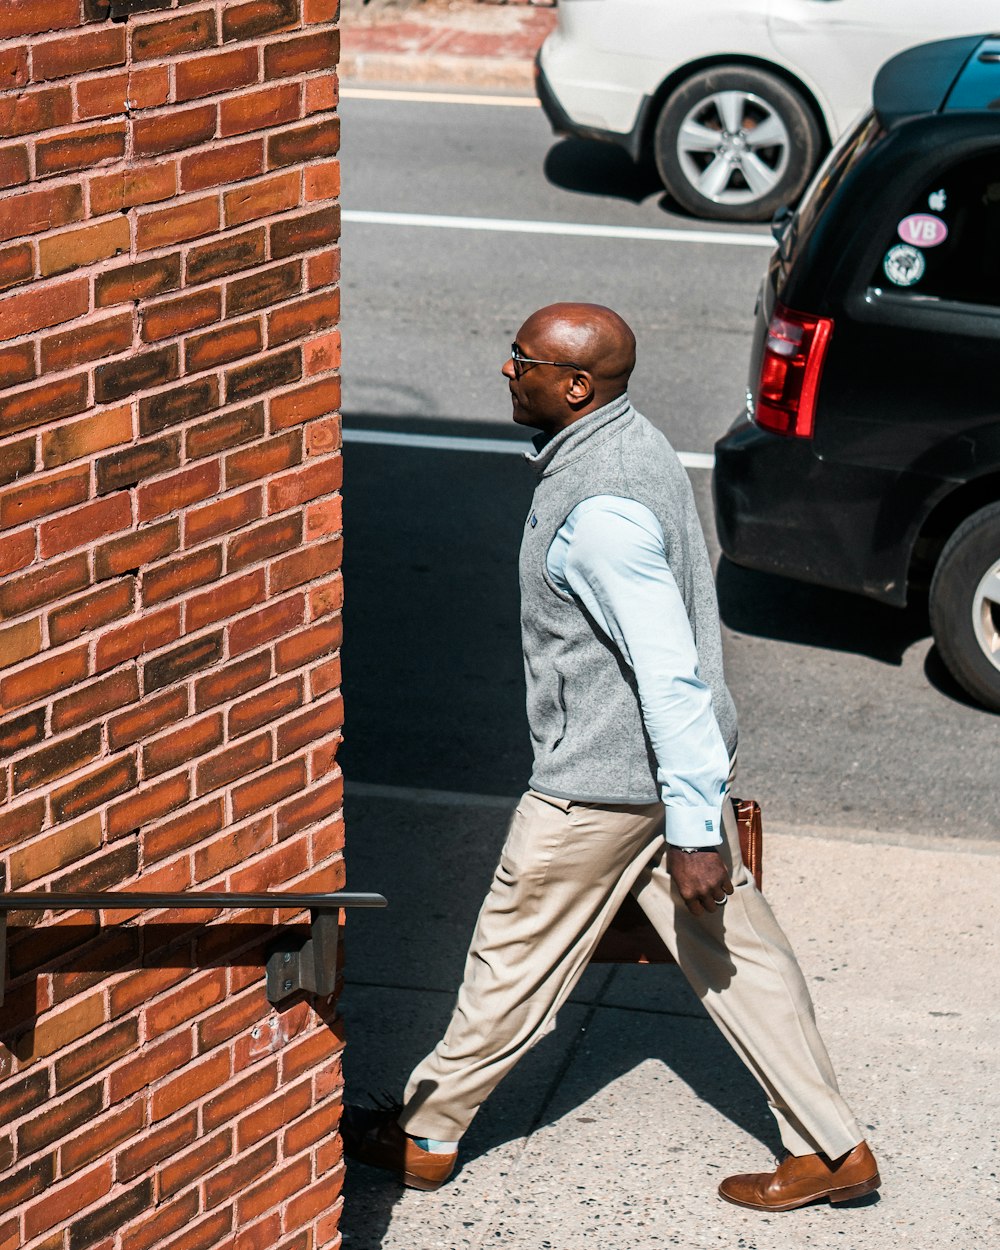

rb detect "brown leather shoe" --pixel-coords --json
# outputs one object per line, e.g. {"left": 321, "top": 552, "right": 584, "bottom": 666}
{"left": 341, "top": 1103, "right": 457, "bottom": 1192}
{"left": 718, "top": 1141, "right": 880, "bottom": 1211}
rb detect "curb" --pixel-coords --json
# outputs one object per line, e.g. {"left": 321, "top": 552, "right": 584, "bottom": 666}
{"left": 339, "top": 52, "right": 537, "bottom": 91}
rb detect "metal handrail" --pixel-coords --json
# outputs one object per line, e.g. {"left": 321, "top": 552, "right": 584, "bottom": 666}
{"left": 0, "top": 889, "right": 387, "bottom": 1008}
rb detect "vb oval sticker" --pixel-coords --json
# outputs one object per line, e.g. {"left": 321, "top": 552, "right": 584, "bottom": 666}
{"left": 897, "top": 214, "right": 948, "bottom": 248}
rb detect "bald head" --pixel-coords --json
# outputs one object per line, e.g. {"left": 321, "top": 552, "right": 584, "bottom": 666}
{"left": 522, "top": 303, "right": 636, "bottom": 395}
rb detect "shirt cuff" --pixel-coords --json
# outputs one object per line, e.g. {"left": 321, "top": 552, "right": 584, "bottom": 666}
{"left": 664, "top": 804, "right": 725, "bottom": 849}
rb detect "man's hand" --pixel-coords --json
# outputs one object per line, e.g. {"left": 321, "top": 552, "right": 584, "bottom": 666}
{"left": 667, "top": 848, "right": 733, "bottom": 915}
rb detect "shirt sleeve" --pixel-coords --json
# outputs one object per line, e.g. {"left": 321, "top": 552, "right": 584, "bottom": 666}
{"left": 547, "top": 495, "right": 728, "bottom": 848}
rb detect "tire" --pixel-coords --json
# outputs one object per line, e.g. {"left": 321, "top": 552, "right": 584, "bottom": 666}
{"left": 929, "top": 503, "right": 1000, "bottom": 712}
{"left": 653, "top": 66, "right": 822, "bottom": 223}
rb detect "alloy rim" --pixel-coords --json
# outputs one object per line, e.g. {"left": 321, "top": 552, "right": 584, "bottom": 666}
{"left": 972, "top": 557, "right": 1000, "bottom": 672}
{"left": 676, "top": 90, "right": 790, "bottom": 205}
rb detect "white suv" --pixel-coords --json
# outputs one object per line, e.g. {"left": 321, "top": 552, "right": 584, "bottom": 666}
{"left": 536, "top": 0, "right": 999, "bottom": 221}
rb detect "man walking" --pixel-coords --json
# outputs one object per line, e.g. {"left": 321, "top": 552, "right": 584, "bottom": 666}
{"left": 343, "top": 303, "right": 880, "bottom": 1210}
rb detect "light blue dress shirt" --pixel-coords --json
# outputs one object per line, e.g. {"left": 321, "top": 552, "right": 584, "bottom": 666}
{"left": 546, "top": 494, "right": 728, "bottom": 848}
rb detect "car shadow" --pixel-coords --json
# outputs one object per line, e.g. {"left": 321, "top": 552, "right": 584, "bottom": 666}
{"left": 716, "top": 556, "right": 931, "bottom": 665}
{"left": 543, "top": 136, "right": 670, "bottom": 209}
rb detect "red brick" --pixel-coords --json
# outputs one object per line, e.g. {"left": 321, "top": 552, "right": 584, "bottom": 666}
{"left": 304, "top": 0, "right": 338, "bottom": 20}
{"left": 196, "top": 732, "right": 272, "bottom": 796}
{"left": 269, "top": 456, "right": 342, "bottom": 512}
{"left": 94, "top": 252, "right": 181, "bottom": 307}
{"left": 53, "top": 668, "right": 140, "bottom": 733}
{"left": 307, "top": 246, "right": 339, "bottom": 290}
{"left": 229, "top": 594, "right": 305, "bottom": 658}
{"left": 75, "top": 70, "right": 129, "bottom": 122}
{"left": 203, "top": 1061, "right": 278, "bottom": 1133}
{"left": 223, "top": 168, "right": 299, "bottom": 228}
{"left": 95, "top": 517, "right": 179, "bottom": 580}
{"left": 0, "top": 182, "right": 82, "bottom": 243}
{"left": 304, "top": 73, "right": 337, "bottom": 116}
{"left": 0, "top": 85, "right": 72, "bottom": 138}
{"left": 193, "top": 813, "right": 272, "bottom": 883}
{"left": 143, "top": 713, "right": 227, "bottom": 787}
{"left": 196, "top": 987, "right": 268, "bottom": 1052}
{"left": 278, "top": 698, "right": 343, "bottom": 760}
{"left": 160, "top": 1209, "right": 233, "bottom": 1250}
{"left": 184, "top": 485, "right": 262, "bottom": 546}
{"left": 186, "top": 402, "right": 265, "bottom": 462}
{"left": 0, "top": 342, "right": 35, "bottom": 389}
{"left": 137, "top": 197, "right": 220, "bottom": 251}
{"left": 143, "top": 631, "right": 224, "bottom": 693}
{"left": 33, "top": 25, "right": 126, "bottom": 82}
{"left": 0, "top": 696, "right": 44, "bottom": 754}
{"left": 229, "top": 675, "right": 302, "bottom": 738}
{"left": 1, "top": 645, "right": 89, "bottom": 712}
{"left": 132, "top": 10, "right": 218, "bottom": 62}
{"left": 0, "top": 242, "right": 34, "bottom": 294}
{"left": 194, "top": 651, "right": 272, "bottom": 712}
{"left": 187, "top": 569, "right": 265, "bottom": 631}
{"left": 160, "top": 1130, "right": 233, "bottom": 1199}
{"left": 39, "top": 218, "right": 131, "bottom": 278}
{"left": 40, "top": 311, "right": 133, "bottom": 372}
{"left": 226, "top": 430, "right": 302, "bottom": 489}
{"left": 60, "top": 1100, "right": 144, "bottom": 1176}
{"left": 133, "top": 103, "right": 217, "bottom": 158}
{"left": 270, "top": 205, "right": 340, "bottom": 259}
{"left": 285, "top": 1176, "right": 334, "bottom": 1230}
{"left": 305, "top": 158, "right": 340, "bottom": 203}
{"left": 279, "top": 617, "right": 343, "bottom": 681}
{"left": 107, "top": 771, "right": 189, "bottom": 838}
{"left": 40, "top": 492, "right": 132, "bottom": 560}
{"left": 67, "top": 1179, "right": 154, "bottom": 1249}
{"left": 232, "top": 756, "right": 306, "bottom": 820}
{"left": 90, "top": 161, "right": 178, "bottom": 215}
{"left": 12, "top": 724, "right": 101, "bottom": 794}
{"left": 225, "top": 346, "right": 300, "bottom": 402}
{"left": 269, "top": 289, "right": 339, "bottom": 349}
{"left": 0, "top": 437, "right": 34, "bottom": 493}
{"left": 144, "top": 795, "right": 224, "bottom": 863}
{"left": 239, "top": 1077, "right": 314, "bottom": 1153}
{"left": 0, "top": 275, "right": 88, "bottom": 340}
{"left": 144, "top": 546, "right": 223, "bottom": 607}
{"left": 94, "top": 604, "right": 180, "bottom": 673}
{"left": 107, "top": 1028, "right": 191, "bottom": 1103}
{"left": 124, "top": 1192, "right": 199, "bottom": 1250}
{"left": 0, "top": 464, "right": 89, "bottom": 529}
{"left": 150, "top": 1049, "right": 231, "bottom": 1123}
{"left": 182, "top": 138, "right": 265, "bottom": 194}
{"left": 8, "top": 813, "right": 102, "bottom": 887}
{"left": 271, "top": 537, "right": 341, "bottom": 596}
{"left": 0, "top": 551, "right": 88, "bottom": 616}
{"left": 235, "top": 1212, "right": 283, "bottom": 1249}
{"left": 139, "top": 375, "right": 220, "bottom": 437}
{"left": 240, "top": 1153, "right": 312, "bottom": 1225}
{"left": 177, "top": 46, "right": 259, "bottom": 102}
{"left": 226, "top": 258, "right": 301, "bottom": 317}
{"left": 271, "top": 378, "right": 341, "bottom": 434}
{"left": 117, "top": 1110, "right": 198, "bottom": 1182}
{"left": 219, "top": 82, "right": 299, "bottom": 139}
{"left": 223, "top": 0, "right": 299, "bottom": 43}
{"left": 276, "top": 774, "right": 343, "bottom": 838}
{"left": 307, "top": 414, "right": 341, "bottom": 457}
{"left": 94, "top": 345, "right": 179, "bottom": 404}
{"left": 53, "top": 1015, "right": 136, "bottom": 1095}
{"left": 23, "top": 1162, "right": 112, "bottom": 1240}
{"left": 97, "top": 435, "right": 183, "bottom": 499}
{"left": 50, "top": 753, "right": 137, "bottom": 823}
{"left": 268, "top": 118, "right": 340, "bottom": 170}
{"left": 0, "top": 1156, "right": 54, "bottom": 1220}
{"left": 17, "top": 1081, "right": 103, "bottom": 1156}
{"left": 204, "top": 1139, "right": 276, "bottom": 1210}
{"left": 265, "top": 29, "right": 338, "bottom": 79}
{"left": 0, "top": 795, "right": 45, "bottom": 852}
{"left": 185, "top": 317, "right": 263, "bottom": 371}
{"left": 284, "top": 1096, "right": 340, "bottom": 1157}
{"left": 107, "top": 683, "right": 185, "bottom": 748}
{"left": 0, "top": 46, "right": 30, "bottom": 89}
{"left": 35, "top": 120, "right": 126, "bottom": 177}
{"left": 137, "top": 461, "right": 220, "bottom": 523}
{"left": 141, "top": 288, "right": 221, "bottom": 343}
{"left": 0, "top": 144, "right": 29, "bottom": 190}
{"left": 49, "top": 578, "right": 135, "bottom": 645}
{"left": 186, "top": 227, "right": 265, "bottom": 285}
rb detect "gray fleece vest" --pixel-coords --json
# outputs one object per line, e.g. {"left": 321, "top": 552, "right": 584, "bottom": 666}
{"left": 520, "top": 394, "right": 738, "bottom": 804}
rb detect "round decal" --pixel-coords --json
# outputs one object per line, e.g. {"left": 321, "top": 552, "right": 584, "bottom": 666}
{"left": 883, "top": 244, "right": 926, "bottom": 287}
{"left": 897, "top": 213, "right": 948, "bottom": 247}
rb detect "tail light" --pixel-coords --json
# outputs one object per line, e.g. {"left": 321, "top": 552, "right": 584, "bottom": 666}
{"left": 752, "top": 303, "right": 833, "bottom": 438}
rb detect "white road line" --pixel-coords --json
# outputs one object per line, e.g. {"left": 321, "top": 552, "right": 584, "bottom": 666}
{"left": 342, "top": 209, "right": 773, "bottom": 249}
{"left": 342, "top": 426, "right": 716, "bottom": 469}
{"left": 340, "top": 87, "right": 539, "bottom": 107}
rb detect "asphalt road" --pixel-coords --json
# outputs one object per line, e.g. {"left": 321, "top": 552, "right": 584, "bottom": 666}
{"left": 337, "top": 90, "right": 997, "bottom": 841}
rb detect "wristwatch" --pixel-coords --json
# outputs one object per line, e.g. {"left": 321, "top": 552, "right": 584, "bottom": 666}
{"left": 674, "top": 846, "right": 712, "bottom": 853}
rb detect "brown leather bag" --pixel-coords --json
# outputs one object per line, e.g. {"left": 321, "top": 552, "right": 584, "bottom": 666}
{"left": 590, "top": 798, "right": 763, "bottom": 964}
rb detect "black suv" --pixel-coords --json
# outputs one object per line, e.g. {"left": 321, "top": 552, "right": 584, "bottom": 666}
{"left": 713, "top": 35, "right": 1000, "bottom": 711}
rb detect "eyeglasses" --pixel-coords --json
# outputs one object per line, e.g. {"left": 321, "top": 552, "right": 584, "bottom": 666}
{"left": 510, "top": 342, "right": 582, "bottom": 378}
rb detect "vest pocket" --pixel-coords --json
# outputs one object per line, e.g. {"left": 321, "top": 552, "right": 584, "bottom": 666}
{"left": 550, "top": 672, "right": 567, "bottom": 750}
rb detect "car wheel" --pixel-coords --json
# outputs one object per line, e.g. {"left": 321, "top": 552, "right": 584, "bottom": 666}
{"left": 929, "top": 503, "right": 1000, "bottom": 711}
{"left": 653, "top": 67, "right": 822, "bottom": 222}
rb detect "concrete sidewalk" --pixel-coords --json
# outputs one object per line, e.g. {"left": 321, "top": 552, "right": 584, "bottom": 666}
{"left": 338, "top": 787, "right": 1000, "bottom": 1248}
{"left": 339, "top": 0, "right": 555, "bottom": 89}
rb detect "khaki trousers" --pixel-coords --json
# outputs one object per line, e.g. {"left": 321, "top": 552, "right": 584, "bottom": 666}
{"left": 400, "top": 789, "right": 862, "bottom": 1159}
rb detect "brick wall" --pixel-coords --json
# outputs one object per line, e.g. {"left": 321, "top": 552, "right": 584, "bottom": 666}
{"left": 0, "top": 1, "right": 347, "bottom": 1246}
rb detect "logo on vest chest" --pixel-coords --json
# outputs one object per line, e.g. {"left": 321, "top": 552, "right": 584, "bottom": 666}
{"left": 529, "top": 513, "right": 537, "bottom": 528}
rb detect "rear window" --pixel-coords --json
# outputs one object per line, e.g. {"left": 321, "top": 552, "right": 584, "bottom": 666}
{"left": 870, "top": 151, "right": 1000, "bottom": 309}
